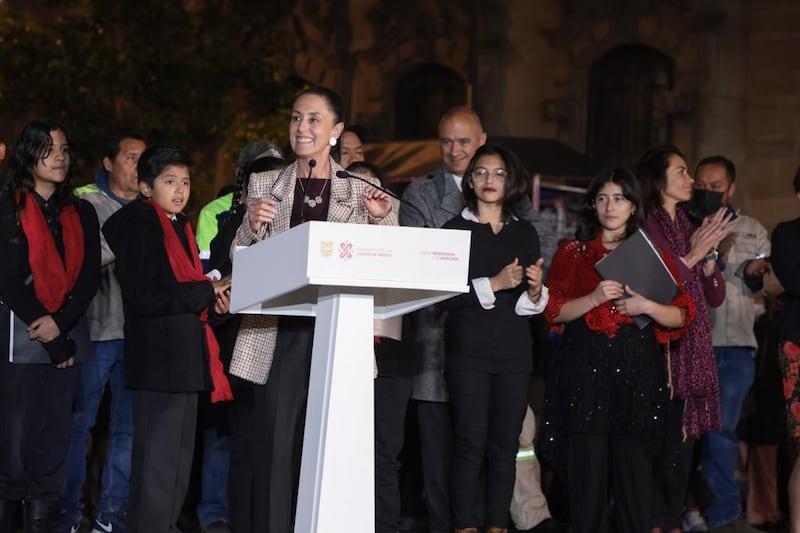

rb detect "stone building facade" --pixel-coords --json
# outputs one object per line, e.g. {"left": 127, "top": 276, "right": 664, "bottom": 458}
{"left": 290, "top": 0, "right": 800, "bottom": 231}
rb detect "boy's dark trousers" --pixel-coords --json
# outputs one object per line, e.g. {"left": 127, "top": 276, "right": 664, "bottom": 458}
{"left": 126, "top": 389, "right": 198, "bottom": 533}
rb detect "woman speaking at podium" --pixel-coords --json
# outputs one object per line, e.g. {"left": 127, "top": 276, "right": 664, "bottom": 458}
{"left": 228, "top": 87, "right": 397, "bottom": 533}
{"left": 541, "top": 168, "right": 694, "bottom": 533}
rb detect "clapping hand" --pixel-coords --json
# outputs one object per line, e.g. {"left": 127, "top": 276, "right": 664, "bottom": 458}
{"left": 688, "top": 207, "right": 734, "bottom": 266}
{"left": 491, "top": 257, "right": 523, "bottom": 292}
{"left": 525, "top": 258, "right": 545, "bottom": 302}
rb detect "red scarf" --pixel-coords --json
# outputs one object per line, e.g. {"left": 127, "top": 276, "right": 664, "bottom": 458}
{"left": 143, "top": 199, "right": 233, "bottom": 403}
{"left": 17, "top": 190, "right": 84, "bottom": 312}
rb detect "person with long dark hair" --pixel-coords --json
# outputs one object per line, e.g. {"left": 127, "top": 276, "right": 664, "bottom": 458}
{"left": 229, "top": 86, "right": 396, "bottom": 533}
{"left": 634, "top": 146, "right": 731, "bottom": 533}
{"left": 0, "top": 119, "right": 100, "bottom": 532}
{"left": 439, "top": 144, "right": 546, "bottom": 533}
{"left": 541, "top": 168, "right": 694, "bottom": 533}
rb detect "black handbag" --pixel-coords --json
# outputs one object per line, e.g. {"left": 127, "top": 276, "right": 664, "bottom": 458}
{"left": 0, "top": 302, "right": 91, "bottom": 364}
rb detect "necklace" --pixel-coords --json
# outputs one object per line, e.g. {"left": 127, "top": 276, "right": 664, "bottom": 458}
{"left": 297, "top": 177, "right": 329, "bottom": 208}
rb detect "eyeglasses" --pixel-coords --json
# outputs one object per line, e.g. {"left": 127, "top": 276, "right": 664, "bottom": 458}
{"left": 472, "top": 167, "right": 508, "bottom": 182}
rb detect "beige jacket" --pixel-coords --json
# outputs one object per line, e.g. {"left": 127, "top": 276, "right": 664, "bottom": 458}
{"left": 229, "top": 158, "right": 398, "bottom": 384}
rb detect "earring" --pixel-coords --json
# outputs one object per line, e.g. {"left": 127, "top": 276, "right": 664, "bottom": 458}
{"left": 329, "top": 137, "right": 337, "bottom": 147}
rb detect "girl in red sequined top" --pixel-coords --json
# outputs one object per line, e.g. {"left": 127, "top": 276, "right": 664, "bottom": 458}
{"left": 541, "top": 168, "right": 694, "bottom": 533}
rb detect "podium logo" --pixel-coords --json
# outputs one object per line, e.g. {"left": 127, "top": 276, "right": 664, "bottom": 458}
{"left": 339, "top": 241, "right": 354, "bottom": 260}
{"left": 320, "top": 240, "right": 334, "bottom": 258}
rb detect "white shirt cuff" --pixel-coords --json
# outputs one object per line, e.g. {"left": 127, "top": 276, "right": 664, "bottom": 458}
{"left": 515, "top": 285, "right": 549, "bottom": 316}
{"left": 472, "top": 277, "right": 496, "bottom": 309}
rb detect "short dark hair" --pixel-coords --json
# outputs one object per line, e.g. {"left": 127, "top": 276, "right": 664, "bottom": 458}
{"left": 634, "top": 145, "right": 686, "bottom": 215}
{"left": 137, "top": 146, "right": 191, "bottom": 188}
{"left": 696, "top": 155, "right": 735, "bottom": 183}
{"left": 462, "top": 144, "right": 530, "bottom": 219}
{"left": 103, "top": 129, "right": 147, "bottom": 161}
{"left": 1, "top": 118, "right": 78, "bottom": 208}
{"left": 576, "top": 167, "right": 644, "bottom": 241}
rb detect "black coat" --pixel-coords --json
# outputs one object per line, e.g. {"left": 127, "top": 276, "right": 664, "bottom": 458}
{"left": 0, "top": 192, "right": 100, "bottom": 363}
{"left": 771, "top": 216, "right": 800, "bottom": 345}
{"left": 103, "top": 200, "right": 215, "bottom": 392}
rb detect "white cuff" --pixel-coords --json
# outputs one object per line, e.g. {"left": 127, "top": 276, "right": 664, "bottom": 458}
{"left": 472, "top": 277, "right": 496, "bottom": 309}
{"left": 515, "top": 285, "right": 549, "bottom": 316}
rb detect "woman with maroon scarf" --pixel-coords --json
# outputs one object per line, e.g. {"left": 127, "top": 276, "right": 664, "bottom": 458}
{"left": 0, "top": 120, "right": 100, "bottom": 532}
{"left": 635, "top": 146, "right": 732, "bottom": 533}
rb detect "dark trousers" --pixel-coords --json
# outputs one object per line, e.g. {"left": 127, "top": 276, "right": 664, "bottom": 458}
{"left": 652, "top": 398, "right": 696, "bottom": 530}
{"left": 447, "top": 369, "right": 529, "bottom": 529}
{"left": 415, "top": 399, "right": 453, "bottom": 533}
{"left": 375, "top": 374, "right": 413, "bottom": 533}
{"left": 228, "top": 320, "right": 313, "bottom": 533}
{"left": 127, "top": 390, "right": 198, "bottom": 533}
{"left": 567, "top": 433, "right": 654, "bottom": 533}
{"left": 0, "top": 360, "right": 79, "bottom": 501}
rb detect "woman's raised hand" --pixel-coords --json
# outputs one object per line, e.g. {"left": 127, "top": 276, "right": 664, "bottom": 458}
{"left": 247, "top": 198, "right": 278, "bottom": 233}
{"left": 687, "top": 207, "right": 735, "bottom": 266}
{"left": 525, "top": 258, "right": 545, "bottom": 301}
{"left": 362, "top": 185, "right": 393, "bottom": 219}
{"left": 490, "top": 257, "right": 523, "bottom": 292}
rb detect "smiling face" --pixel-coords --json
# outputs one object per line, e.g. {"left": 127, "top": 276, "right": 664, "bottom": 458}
{"left": 439, "top": 111, "right": 487, "bottom": 177}
{"left": 32, "top": 129, "right": 70, "bottom": 197}
{"left": 289, "top": 93, "right": 344, "bottom": 163}
{"left": 140, "top": 164, "right": 190, "bottom": 216}
{"left": 469, "top": 154, "right": 507, "bottom": 206}
{"left": 594, "top": 181, "right": 634, "bottom": 238}
{"left": 661, "top": 153, "right": 694, "bottom": 207}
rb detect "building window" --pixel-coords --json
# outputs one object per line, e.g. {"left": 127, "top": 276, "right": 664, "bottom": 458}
{"left": 587, "top": 44, "right": 675, "bottom": 168}
{"left": 395, "top": 63, "right": 466, "bottom": 140}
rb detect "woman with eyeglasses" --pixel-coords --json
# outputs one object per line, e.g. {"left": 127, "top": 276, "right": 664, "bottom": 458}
{"left": 540, "top": 168, "right": 694, "bottom": 533}
{"left": 439, "top": 144, "right": 546, "bottom": 533}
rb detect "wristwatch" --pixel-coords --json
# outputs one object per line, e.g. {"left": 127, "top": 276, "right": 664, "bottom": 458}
{"left": 704, "top": 248, "right": 719, "bottom": 262}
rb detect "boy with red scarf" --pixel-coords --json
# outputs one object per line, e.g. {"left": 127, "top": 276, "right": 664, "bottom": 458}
{"left": 102, "top": 146, "right": 232, "bottom": 533}
{"left": 0, "top": 120, "right": 101, "bottom": 532}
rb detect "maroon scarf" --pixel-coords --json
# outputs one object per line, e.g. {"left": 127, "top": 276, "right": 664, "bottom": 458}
{"left": 649, "top": 206, "right": 720, "bottom": 439}
{"left": 17, "top": 190, "right": 84, "bottom": 313}
{"left": 143, "top": 199, "right": 233, "bottom": 403}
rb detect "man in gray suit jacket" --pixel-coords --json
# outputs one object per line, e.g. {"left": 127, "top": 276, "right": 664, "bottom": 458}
{"left": 396, "top": 107, "right": 556, "bottom": 533}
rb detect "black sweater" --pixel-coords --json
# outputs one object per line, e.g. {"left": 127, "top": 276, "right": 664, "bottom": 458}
{"left": 440, "top": 214, "right": 541, "bottom": 374}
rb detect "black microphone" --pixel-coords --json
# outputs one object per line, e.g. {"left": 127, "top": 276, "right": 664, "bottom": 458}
{"left": 308, "top": 158, "right": 316, "bottom": 177}
{"left": 335, "top": 170, "right": 430, "bottom": 228}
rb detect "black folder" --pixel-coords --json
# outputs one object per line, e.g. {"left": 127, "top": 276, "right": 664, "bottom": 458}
{"left": 594, "top": 229, "right": 679, "bottom": 328}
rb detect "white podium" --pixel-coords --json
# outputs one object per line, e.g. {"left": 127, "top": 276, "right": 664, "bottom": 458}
{"left": 230, "top": 221, "right": 470, "bottom": 533}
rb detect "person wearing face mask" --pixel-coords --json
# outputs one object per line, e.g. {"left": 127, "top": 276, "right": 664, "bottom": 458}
{"left": 229, "top": 86, "right": 396, "bottom": 533}
{"left": 693, "top": 156, "right": 770, "bottom": 533}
